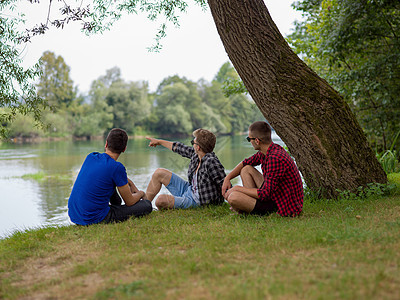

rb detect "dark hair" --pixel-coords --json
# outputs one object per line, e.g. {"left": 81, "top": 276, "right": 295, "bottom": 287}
{"left": 193, "top": 128, "right": 216, "bottom": 153}
{"left": 249, "top": 121, "right": 272, "bottom": 144}
{"left": 106, "top": 128, "right": 128, "bottom": 154}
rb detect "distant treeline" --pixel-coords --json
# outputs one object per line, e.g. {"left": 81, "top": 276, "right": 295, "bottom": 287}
{"left": 1, "top": 51, "right": 263, "bottom": 140}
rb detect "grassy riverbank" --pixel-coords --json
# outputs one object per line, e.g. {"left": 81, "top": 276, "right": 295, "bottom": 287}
{"left": 1, "top": 175, "right": 400, "bottom": 299}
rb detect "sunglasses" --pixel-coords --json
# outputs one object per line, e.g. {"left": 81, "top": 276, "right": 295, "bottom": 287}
{"left": 191, "top": 139, "right": 198, "bottom": 146}
{"left": 246, "top": 137, "right": 257, "bottom": 142}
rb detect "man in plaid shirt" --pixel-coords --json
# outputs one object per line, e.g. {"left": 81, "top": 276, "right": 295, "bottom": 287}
{"left": 145, "top": 129, "right": 226, "bottom": 210}
{"left": 222, "top": 121, "right": 303, "bottom": 216}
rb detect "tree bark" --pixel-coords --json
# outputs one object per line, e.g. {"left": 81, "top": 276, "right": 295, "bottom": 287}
{"left": 207, "top": 0, "right": 387, "bottom": 197}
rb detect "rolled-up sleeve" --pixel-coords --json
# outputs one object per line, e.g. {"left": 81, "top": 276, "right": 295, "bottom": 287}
{"left": 242, "top": 152, "right": 262, "bottom": 167}
{"left": 172, "top": 142, "right": 195, "bottom": 159}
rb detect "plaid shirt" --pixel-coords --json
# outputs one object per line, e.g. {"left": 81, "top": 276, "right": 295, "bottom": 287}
{"left": 242, "top": 143, "right": 303, "bottom": 216}
{"left": 172, "top": 142, "right": 226, "bottom": 205}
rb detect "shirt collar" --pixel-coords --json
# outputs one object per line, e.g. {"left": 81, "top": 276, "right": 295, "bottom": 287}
{"left": 260, "top": 142, "right": 275, "bottom": 158}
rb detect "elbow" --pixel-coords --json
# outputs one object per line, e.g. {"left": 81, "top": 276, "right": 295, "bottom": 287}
{"left": 125, "top": 197, "right": 140, "bottom": 207}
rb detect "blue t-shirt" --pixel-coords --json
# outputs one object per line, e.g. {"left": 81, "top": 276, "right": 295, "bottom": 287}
{"left": 68, "top": 152, "right": 128, "bottom": 225}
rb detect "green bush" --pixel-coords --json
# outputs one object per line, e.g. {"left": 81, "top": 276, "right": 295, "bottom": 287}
{"left": 8, "top": 113, "right": 42, "bottom": 138}
{"left": 43, "top": 111, "right": 71, "bottom": 137}
{"left": 377, "top": 150, "right": 400, "bottom": 173}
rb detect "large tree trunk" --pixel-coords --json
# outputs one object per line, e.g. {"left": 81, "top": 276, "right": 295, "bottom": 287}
{"left": 207, "top": 0, "right": 387, "bottom": 197}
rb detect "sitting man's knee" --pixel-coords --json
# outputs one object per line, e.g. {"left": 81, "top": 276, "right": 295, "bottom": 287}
{"left": 241, "top": 165, "right": 255, "bottom": 175}
{"left": 227, "top": 192, "right": 241, "bottom": 207}
{"left": 155, "top": 195, "right": 172, "bottom": 209}
{"left": 153, "top": 168, "right": 164, "bottom": 179}
{"left": 153, "top": 168, "right": 170, "bottom": 182}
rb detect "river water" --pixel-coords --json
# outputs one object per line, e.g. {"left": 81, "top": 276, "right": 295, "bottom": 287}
{"left": 0, "top": 134, "right": 283, "bottom": 239}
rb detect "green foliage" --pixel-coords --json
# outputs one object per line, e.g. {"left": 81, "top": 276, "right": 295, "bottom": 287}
{"left": 222, "top": 78, "right": 247, "bottom": 97}
{"left": 288, "top": 0, "right": 400, "bottom": 151}
{"left": 42, "top": 109, "right": 71, "bottom": 137}
{"left": 0, "top": 0, "right": 48, "bottom": 139}
{"left": 70, "top": 99, "right": 112, "bottom": 138}
{"left": 82, "top": 67, "right": 150, "bottom": 135}
{"left": 4, "top": 53, "right": 262, "bottom": 139}
{"left": 306, "top": 180, "right": 398, "bottom": 203}
{"left": 150, "top": 65, "right": 262, "bottom": 136}
{"left": 7, "top": 111, "right": 41, "bottom": 138}
{"left": 377, "top": 150, "right": 400, "bottom": 174}
{"left": 21, "top": 171, "right": 47, "bottom": 182}
{"left": 214, "top": 61, "right": 239, "bottom": 83}
{"left": 36, "top": 51, "right": 77, "bottom": 110}
{"left": 0, "top": 0, "right": 210, "bottom": 140}
{"left": 387, "top": 172, "right": 400, "bottom": 194}
{"left": 151, "top": 82, "right": 193, "bottom": 134}
{"left": 376, "top": 130, "right": 400, "bottom": 174}
{"left": 202, "top": 63, "right": 263, "bottom": 134}
{"left": 335, "top": 183, "right": 394, "bottom": 201}
{"left": 214, "top": 62, "right": 248, "bottom": 98}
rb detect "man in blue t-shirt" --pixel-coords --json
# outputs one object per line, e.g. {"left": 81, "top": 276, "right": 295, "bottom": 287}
{"left": 68, "top": 128, "right": 152, "bottom": 225}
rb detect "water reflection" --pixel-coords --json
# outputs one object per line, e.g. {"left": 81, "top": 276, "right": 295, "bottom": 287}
{"left": 0, "top": 134, "right": 283, "bottom": 239}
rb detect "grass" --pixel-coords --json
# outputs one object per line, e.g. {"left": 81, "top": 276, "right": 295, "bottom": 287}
{"left": 20, "top": 171, "right": 71, "bottom": 183}
{"left": 1, "top": 176, "right": 400, "bottom": 299}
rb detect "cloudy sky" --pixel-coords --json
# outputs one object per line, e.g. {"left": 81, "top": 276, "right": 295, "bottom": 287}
{"left": 17, "top": 0, "right": 302, "bottom": 93}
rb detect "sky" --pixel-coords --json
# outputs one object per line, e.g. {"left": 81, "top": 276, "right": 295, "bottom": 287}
{"left": 17, "top": 0, "right": 302, "bottom": 93}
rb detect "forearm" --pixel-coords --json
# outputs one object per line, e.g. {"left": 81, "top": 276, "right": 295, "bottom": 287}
{"left": 226, "top": 162, "right": 244, "bottom": 181}
{"left": 128, "top": 178, "right": 139, "bottom": 193}
{"left": 222, "top": 162, "right": 243, "bottom": 197}
{"left": 225, "top": 185, "right": 259, "bottom": 200}
{"left": 147, "top": 137, "right": 173, "bottom": 150}
{"left": 129, "top": 190, "right": 145, "bottom": 205}
{"left": 239, "top": 186, "right": 259, "bottom": 199}
{"left": 118, "top": 184, "right": 145, "bottom": 206}
{"left": 158, "top": 139, "right": 173, "bottom": 150}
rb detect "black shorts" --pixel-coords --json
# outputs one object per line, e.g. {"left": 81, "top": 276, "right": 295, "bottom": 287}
{"left": 101, "top": 190, "right": 153, "bottom": 223}
{"left": 250, "top": 199, "right": 278, "bottom": 216}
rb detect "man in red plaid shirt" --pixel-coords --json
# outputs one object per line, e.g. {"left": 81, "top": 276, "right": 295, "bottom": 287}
{"left": 222, "top": 121, "right": 303, "bottom": 216}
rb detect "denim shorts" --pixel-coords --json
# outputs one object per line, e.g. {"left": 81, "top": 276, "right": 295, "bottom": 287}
{"left": 166, "top": 173, "right": 200, "bottom": 209}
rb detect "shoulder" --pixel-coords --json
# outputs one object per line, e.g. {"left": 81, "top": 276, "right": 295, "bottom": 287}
{"left": 249, "top": 151, "right": 263, "bottom": 160}
{"left": 269, "top": 144, "right": 287, "bottom": 156}
{"left": 173, "top": 141, "right": 194, "bottom": 154}
{"left": 203, "top": 152, "right": 223, "bottom": 165}
{"left": 99, "top": 153, "right": 126, "bottom": 170}
{"left": 82, "top": 152, "right": 101, "bottom": 165}
{"left": 268, "top": 144, "right": 293, "bottom": 165}
{"left": 246, "top": 152, "right": 261, "bottom": 159}
{"left": 86, "top": 152, "right": 99, "bottom": 159}
{"left": 242, "top": 151, "right": 262, "bottom": 165}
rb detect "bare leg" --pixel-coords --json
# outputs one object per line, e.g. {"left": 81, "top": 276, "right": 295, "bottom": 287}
{"left": 227, "top": 166, "right": 263, "bottom": 213}
{"left": 155, "top": 194, "right": 175, "bottom": 210}
{"left": 227, "top": 191, "right": 257, "bottom": 213}
{"left": 145, "top": 168, "right": 172, "bottom": 201}
{"left": 240, "top": 165, "right": 263, "bottom": 189}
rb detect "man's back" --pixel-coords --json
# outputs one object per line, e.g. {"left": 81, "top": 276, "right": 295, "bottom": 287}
{"left": 243, "top": 143, "right": 303, "bottom": 216}
{"left": 68, "top": 152, "right": 127, "bottom": 225}
{"left": 267, "top": 144, "right": 303, "bottom": 216}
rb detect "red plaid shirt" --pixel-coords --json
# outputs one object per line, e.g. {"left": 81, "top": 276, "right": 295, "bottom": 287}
{"left": 242, "top": 143, "right": 303, "bottom": 217}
